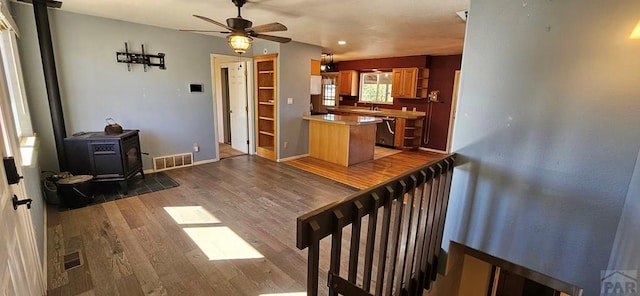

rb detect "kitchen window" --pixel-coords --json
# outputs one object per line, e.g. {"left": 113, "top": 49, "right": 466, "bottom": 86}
{"left": 358, "top": 72, "right": 393, "bottom": 104}
{"left": 322, "top": 74, "right": 337, "bottom": 106}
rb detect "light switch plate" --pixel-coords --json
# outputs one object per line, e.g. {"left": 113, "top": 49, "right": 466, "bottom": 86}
{"left": 287, "top": 98, "right": 293, "bottom": 104}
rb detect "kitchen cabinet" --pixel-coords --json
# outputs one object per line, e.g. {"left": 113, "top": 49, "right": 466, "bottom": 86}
{"left": 311, "top": 60, "right": 321, "bottom": 95}
{"left": 303, "top": 114, "right": 380, "bottom": 166}
{"left": 311, "top": 60, "right": 321, "bottom": 75}
{"left": 338, "top": 70, "right": 359, "bottom": 96}
{"left": 254, "top": 54, "right": 278, "bottom": 161}
{"left": 391, "top": 67, "right": 429, "bottom": 99}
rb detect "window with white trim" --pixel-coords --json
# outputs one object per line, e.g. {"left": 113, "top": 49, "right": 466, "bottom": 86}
{"left": 321, "top": 74, "right": 337, "bottom": 106}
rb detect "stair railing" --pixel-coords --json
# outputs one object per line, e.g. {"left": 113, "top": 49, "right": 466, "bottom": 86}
{"left": 297, "top": 154, "right": 455, "bottom": 296}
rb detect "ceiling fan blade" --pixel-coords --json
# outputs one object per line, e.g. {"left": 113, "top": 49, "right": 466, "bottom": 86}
{"left": 180, "top": 29, "right": 230, "bottom": 34}
{"left": 253, "top": 33, "right": 292, "bottom": 43}
{"left": 193, "top": 15, "right": 233, "bottom": 30}
{"left": 247, "top": 22, "right": 287, "bottom": 33}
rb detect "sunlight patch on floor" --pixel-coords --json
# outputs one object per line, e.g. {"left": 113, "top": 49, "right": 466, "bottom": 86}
{"left": 163, "top": 206, "right": 221, "bottom": 224}
{"left": 183, "top": 226, "right": 264, "bottom": 260}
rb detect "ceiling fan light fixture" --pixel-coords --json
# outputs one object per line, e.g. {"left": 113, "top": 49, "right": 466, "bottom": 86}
{"left": 227, "top": 33, "right": 252, "bottom": 54}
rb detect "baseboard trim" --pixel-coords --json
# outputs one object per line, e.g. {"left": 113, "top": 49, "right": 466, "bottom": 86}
{"left": 278, "top": 154, "right": 309, "bottom": 162}
{"left": 419, "top": 147, "right": 448, "bottom": 154}
{"left": 42, "top": 203, "right": 48, "bottom": 293}
{"left": 194, "top": 159, "right": 218, "bottom": 166}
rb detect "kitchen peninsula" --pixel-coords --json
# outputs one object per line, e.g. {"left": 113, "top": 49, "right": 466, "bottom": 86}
{"left": 327, "top": 106, "right": 426, "bottom": 150}
{"left": 303, "top": 114, "right": 382, "bottom": 166}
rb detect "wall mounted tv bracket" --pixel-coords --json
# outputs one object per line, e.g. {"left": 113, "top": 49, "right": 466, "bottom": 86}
{"left": 116, "top": 42, "right": 166, "bottom": 72}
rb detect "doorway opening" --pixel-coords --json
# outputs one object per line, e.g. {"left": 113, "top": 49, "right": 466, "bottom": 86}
{"left": 212, "top": 55, "right": 254, "bottom": 160}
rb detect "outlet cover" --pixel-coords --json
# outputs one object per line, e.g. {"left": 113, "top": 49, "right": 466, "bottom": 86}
{"left": 287, "top": 98, "right": 293, "bottom": 104}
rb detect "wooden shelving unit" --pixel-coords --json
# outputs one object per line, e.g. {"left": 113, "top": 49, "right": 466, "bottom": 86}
{"left": 417, "top": 68, "right": 430, "bottom": 99}
{"left": 394, "top": 117, "right": 424, "bottom": 150}
{"left": 254, "top": 54, "right": 278, "bottom": 160}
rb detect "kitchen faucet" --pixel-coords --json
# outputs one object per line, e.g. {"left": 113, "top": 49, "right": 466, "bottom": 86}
{"left": 369, "top": 101, "right": 375, "bottom": 110}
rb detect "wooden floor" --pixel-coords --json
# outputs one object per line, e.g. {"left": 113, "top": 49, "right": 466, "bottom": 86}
{"left": 46, "top": 149, "right": 447, "bottom": 296}
{"left": 284, "top": 149, "right": 446, "bottom": 189}
{"left": 219, "top": 143, "right": 246, "bottom": 159}
{"left": 372, "top": 146, "right": 402, "bottom": 160}
{"left": 46, "top": 156, "right": 357, "bottom": 296}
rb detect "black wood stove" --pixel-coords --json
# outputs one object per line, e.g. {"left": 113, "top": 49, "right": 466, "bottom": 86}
{"left": 64, "top": 130, "right": 144, "bottom": 194}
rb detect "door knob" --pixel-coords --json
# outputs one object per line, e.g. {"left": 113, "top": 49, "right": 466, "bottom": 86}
{"left": 12, "top": 195, "right": 33, "bottom": 210}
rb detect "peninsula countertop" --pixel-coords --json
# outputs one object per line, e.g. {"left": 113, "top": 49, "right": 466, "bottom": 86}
{"left": 326, "top": 106, "right": 426, "bottom": 119}
{"left": 302, "top": 114, "right": 382, "bottom": 125}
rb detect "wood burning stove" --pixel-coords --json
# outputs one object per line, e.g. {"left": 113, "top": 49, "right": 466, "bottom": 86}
{"left": 64, "top": 130, "right": 144, "bottom": 193}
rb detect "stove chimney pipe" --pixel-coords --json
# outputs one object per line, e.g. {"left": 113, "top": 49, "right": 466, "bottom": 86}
{"left": 21, "top": 0, "right": 67, "bottom": 171}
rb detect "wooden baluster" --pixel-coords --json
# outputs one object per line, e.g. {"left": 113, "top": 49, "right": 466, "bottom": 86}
{"left": 348, "top": 201, "right": 365, "bottom": 284}
{"left": 401, "top": 174, "right": 424, "bottom": 294}
{"left": 418, "top": 167, "right": 439, "bottom": 291}
{"left": 424, "top": 164, "right": 444, "bottom": 288}
{"left": 375, "top": 186, "right": 395, "bottom": 296}
{"left": 411, "top": 170, "right": 432, "bottom": 294}
{"left": 385, "top": 181, "right": 407, "bottom": 296}
{"left": 329, "top": 210, "right": 346, "bottom": 296}
{"left": 397, "top": 176, "right": 419, "bottom": 294}
{"left": 430, "top": 158, "right": 455, "bottom": 283}
{"left": 307, "top": 220, "right": 322, "bottom": 296}
{"left": 363, "top": 193, "right": 382, "bottom": 292}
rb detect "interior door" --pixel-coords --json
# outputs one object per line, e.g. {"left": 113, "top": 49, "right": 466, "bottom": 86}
{"left": 223, "top": 61, "right": 249, "bottom": 153}
{"left": 0, "top": 38, "right": 43, "bottom": 295}
{"left": 0, "top": 139, "right": 37, "bottom": 296}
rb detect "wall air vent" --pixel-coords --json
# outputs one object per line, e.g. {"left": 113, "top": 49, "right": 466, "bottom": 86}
{"left": 153, "top": 153, "right": 193, "bottom": 172}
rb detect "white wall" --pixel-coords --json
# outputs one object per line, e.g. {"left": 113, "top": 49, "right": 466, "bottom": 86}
{"left": 12, "top": 4, "right": 241, "bottom": 171}
{"left": 444, "top": 0, "right": 640, "bottom": 294}
{"left": 608, "top": 148, "right": 640, "bottom": 270}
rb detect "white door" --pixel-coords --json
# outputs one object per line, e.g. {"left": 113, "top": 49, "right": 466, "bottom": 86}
{"left": 0, "top": 36, "right": 43, "bottom": 295}
{"left": 0, "top": 139, "right": 38, "bottom": 296}
{"left": 222, "top": 62, "right": 249, "bottom": 153}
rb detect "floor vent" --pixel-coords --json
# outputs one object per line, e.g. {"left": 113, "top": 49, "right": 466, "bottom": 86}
{"left": 153, "top": 153, "right": 194, "bottom": 172}
{"left": 63, "top": 251, "right": 82, "bottom": 271}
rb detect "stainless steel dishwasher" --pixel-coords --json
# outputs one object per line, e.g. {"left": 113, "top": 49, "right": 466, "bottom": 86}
{"left": 376, "top": 117, "right": 395, "bottom": 147}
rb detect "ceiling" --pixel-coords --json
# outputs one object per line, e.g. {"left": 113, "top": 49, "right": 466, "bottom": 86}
{"left": 53, "top": 0, "right": 468, "bottom": 61}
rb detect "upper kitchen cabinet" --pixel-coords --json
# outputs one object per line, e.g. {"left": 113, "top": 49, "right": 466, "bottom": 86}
{"left": 311, "top": 60, "right": 322, "bottom": 95}
{"left": 311, "top": 60, "right": 321, "bottom": 75}
{"left": 391, "top": 67, "right": 429, "bottom": 99}
{"left": 338, "top": 70, "right": 359, "bottom": 96}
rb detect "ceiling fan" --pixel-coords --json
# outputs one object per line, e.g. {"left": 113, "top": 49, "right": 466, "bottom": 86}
{"left": 183, "top": 0, "right": 292, "bottom": 54}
